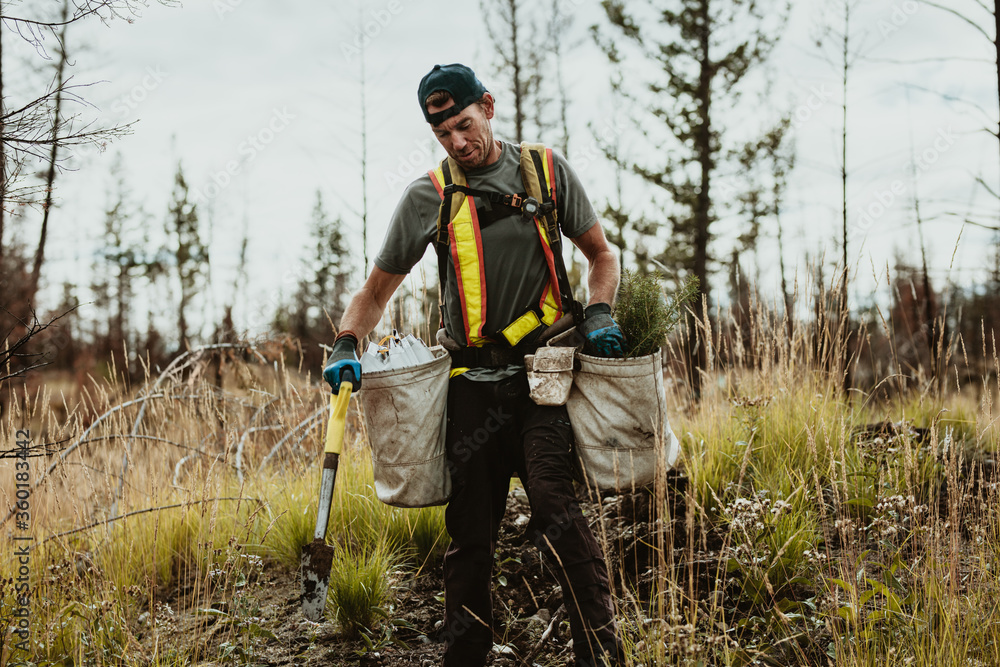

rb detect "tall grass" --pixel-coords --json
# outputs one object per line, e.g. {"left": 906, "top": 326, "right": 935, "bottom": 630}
{"left": 0, "top": 344, "right": 451, "bottom": 664}
{"left": 0, "top": 277, "right": 996, "bottom": 666}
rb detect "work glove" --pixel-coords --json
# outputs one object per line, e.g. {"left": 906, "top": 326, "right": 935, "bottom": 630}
{"left": 579, "top": 303, "right": 626, "bottom": 358}
{"left": 323, "top": 333, "right": 362, "bottom": 393}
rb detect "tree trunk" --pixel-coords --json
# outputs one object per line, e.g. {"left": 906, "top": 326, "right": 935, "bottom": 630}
{"left": 509, "top": 0, "right": 524, "bottom": 143}
{"left": 840, "top": 3, "right": 852, "bottom": 394}
{"left": 689, "top": 0, "right": 714, "bottom": 397}
{"left": 359, "top": 2, "right": 370, "bottom": 276}
{"left": 551, "top": 0, "right": 570, "bottom": 157}
{"left": 775, "top": 194, "right": 793, "bottom": 337}
{"left": 0, "top": 13, "right": 6, "bottom": 264}
{"left": 29, "top": 4, "right": 70, "bottom": 311}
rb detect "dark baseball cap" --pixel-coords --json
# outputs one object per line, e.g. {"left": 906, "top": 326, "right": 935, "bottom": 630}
{"left": 417, "top": 63, "right": 489, "bottom": 125}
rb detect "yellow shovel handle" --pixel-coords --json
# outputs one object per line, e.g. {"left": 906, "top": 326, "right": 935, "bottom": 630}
{"left": 324, "top": 382, "right": 353, "bottom": 456}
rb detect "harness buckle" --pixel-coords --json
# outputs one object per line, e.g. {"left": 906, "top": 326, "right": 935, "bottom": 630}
{"left": 510, "top": 194, "right": 523, "bottom": 208}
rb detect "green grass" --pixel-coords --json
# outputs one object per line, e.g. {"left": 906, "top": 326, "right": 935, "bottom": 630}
{"left": 326, "top": 541, "right": 400, "bottom": 639}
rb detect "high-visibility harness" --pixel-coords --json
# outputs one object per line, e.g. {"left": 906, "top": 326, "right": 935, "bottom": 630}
{"left": 429, "top": 142, "right": 583, "bottom": 351}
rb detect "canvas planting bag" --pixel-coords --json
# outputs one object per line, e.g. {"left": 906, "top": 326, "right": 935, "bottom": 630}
{"left": 360, "top": 346, "right": 451, "bottom": 508}
{"left": 562, "top": 346, "right": 681, "bottom": 491}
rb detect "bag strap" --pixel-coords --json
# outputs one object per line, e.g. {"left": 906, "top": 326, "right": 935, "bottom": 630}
{"left": 519, "top": 143, "right": 584, "bottom": 326}
{"left": 430, "top": 145, "right": 586, "bottom": 346}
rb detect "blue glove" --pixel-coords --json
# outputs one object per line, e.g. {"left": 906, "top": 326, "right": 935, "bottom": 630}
{"left": 323, "top": 334, "right": 362, "bottom": 393}
{"left": 579, "top": 303, "right": 626, "bottom": 358}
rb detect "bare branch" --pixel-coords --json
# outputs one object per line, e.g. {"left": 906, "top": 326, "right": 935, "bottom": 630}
{"left": 918, "top": 0, "right": 992, "bottom": 40}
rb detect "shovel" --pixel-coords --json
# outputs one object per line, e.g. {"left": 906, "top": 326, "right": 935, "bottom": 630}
{"left": 300, "top": 369, "right": 355, "bottom": 621}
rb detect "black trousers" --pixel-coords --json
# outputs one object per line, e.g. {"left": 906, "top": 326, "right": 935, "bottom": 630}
{"left": 440, "top": 372, "right": 620, "bottom": 667}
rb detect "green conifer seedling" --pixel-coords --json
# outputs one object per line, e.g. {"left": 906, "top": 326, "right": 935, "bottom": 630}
{"left": 614, "top": 271, "right": 700, "bottom": 358}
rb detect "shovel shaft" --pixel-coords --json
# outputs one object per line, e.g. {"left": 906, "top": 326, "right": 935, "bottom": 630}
{"left": 313, "top": 382, "right": 351, "bottom": 540}
{"left": 313, "top": 460, "right": 339, "bottom": 540}
{"left": 301, "top": 380, "right": 355, "bottom": 621}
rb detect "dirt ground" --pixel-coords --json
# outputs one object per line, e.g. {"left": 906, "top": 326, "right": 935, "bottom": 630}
{"left": 147, "top": 480, "right": 673, "bottom": 667}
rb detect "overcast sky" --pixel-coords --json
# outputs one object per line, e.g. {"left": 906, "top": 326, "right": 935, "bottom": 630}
{"left": 7, "top": 0, "right": 999, "bottom": 336}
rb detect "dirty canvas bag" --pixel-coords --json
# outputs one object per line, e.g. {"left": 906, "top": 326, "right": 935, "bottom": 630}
{"left": 360, "top": 346, "right": 451, "bottom": 508}
{"left": 562, "top": 346, "right": 681, "bottom": 492}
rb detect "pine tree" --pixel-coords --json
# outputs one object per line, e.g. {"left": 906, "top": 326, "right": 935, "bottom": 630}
{"left": 166, "top": 164, "right": 208, "bottom": 351}
{"left": 480, "top": 0, "right": 551, "bottom": 143}
{"left": 594, "top": 0, "right": 787, "bottom": 394}
{"left": 275, "top": 191, "right": 351, "bottom": 365}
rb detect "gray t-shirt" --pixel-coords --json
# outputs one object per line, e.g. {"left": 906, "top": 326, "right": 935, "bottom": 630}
{"left": 375, "top": 141, "right": 597, "bottom": 355}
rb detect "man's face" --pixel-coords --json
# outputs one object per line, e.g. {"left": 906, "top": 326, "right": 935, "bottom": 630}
{"left": 427, "top": 94, "right": 496, "bottom": 170}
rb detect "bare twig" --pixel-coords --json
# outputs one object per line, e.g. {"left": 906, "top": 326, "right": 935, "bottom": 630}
{"left": 522, "top": 605, "right": 565, "bottom": 666}
{"left": 41, "top": 497, "right": 260, "bottom": 545}
{"left": 259, "top": 406, "right": 326, "bottom": 469}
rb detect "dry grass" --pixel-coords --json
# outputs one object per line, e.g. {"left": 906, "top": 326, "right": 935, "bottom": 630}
{"left": 0, "top": 285, "right": 996, "bottom": 666}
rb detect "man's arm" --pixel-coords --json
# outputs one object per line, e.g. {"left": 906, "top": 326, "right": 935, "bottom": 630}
{"left": 338, "top": 267, "right": 408, "bottom": 341}
{"left": 570, "top": 222, "right": 620, "bottom": 306}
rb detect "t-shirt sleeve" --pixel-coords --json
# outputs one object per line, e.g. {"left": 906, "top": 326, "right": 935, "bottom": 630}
{"left": 552, "top": 149, "right": 598, "bottom": 239}
{"left": 373, "top": 176, "right": 441, "bottom": 275}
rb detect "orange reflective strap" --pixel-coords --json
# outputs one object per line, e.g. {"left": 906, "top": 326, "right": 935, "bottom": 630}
{"left": 543, "top": 147, "right": 557, "bottom": 207}
{"left": 429, "top": 168, "right": 445, "bottom": 197}
{"left": 534, "top": 220, "right": 562, "bottom": 325}
{"left": 532, "top": 146, "right": 562, "bottom": 325}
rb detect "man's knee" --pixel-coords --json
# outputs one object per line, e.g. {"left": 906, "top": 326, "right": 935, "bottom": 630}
{"left": 530, "top": 494, "right": 581, "bottom": 550}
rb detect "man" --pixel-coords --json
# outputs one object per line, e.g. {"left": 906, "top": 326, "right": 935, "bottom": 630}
{"left": 324, "top": 63, "right": 625, "bottom": 667}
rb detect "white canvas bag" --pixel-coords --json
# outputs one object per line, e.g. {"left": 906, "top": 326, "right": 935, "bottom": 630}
{"left": 360, "top": 346, "right": 452, "bottom": 507}
{"left": 564, "top": 349, "right": 681, "bottom": 491}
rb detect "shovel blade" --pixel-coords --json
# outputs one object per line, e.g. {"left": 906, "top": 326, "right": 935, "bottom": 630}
{"left": 300, "top": 537, "right": 335, "bottom": 621}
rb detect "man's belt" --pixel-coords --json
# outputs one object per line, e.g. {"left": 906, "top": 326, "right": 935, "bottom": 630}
{"left": 448, "top": 343, "right": 538, "bottom": 369}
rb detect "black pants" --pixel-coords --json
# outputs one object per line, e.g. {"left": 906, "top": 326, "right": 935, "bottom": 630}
{"left": 440, "top": 372, "right": 620, "bottom": 667}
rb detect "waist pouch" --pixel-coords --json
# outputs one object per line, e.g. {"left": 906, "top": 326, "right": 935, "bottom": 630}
{"left": 360, "top": 346, "right": 451, "bottom": 507}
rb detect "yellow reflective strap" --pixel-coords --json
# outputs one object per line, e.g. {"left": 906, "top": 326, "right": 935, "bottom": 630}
{"left": 539, "top": 283, "right": 560, "bottom": 326}
{"left": 450, "top": 197, "right": 489, "bottom": 346}
{"left": 431, "top": 165, "right": 446, "bottom": 194}
{"left": 500, "top": 310, "right": 543, "bottom": 346}
{"left": 450, "top": 367, "right": 470, "bottom": 378}
{"left": 540, "top": 148, "right": 555, "bottom": 201}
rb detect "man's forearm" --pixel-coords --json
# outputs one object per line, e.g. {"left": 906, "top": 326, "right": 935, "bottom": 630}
{"left": 586, "top": 247, "right": 620, "bottom": 306}
{"left": 338, "top": 289, "right": 385, "bottom": 342}
{"left": 336, "top": 267, "right": 407, "bottom": 343}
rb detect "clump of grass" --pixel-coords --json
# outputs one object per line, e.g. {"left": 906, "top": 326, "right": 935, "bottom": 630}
{"left": 614, "top": 270, "right": 699, "bottom": 358}
{"left": 326, "top": 542, "right": 400, "bottom": 639}
{"left": 408, "top": 506, "right": 448, "bottom": 566}
{"left": 254, "top": 475, "right": 317, "bottom": 571}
